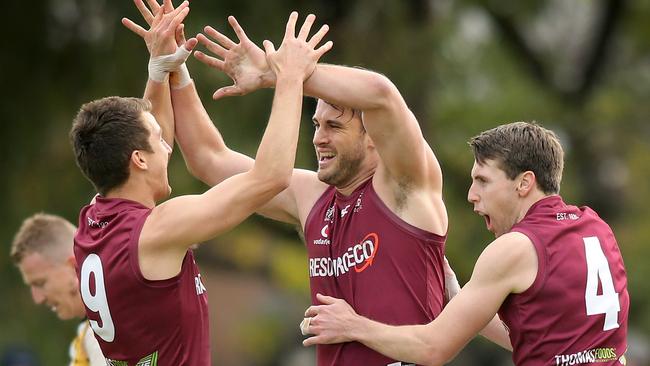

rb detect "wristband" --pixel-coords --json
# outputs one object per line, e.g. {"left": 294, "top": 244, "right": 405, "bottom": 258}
{"left": 148, "top": 46, "right": 192, "bottom": 83}
{"left": 171, "top": 63, "right": 192, "bottom": 89}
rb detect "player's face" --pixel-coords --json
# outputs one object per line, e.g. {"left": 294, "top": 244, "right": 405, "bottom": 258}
{"left": 142, "top": 113, "right": 172, "bottom": 201}
{"left": 312, "top": 100, "right": 368, "bottom": 187}
{"left": 19, "top": 252, "right": 84, "bottom": 320}
{"left": 467, "top": 159, "right": 520, "bottom": 237}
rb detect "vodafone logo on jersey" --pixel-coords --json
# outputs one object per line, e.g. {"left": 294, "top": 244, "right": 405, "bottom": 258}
{"left": 309, "top": 232, "right": 380, "bottom": 277}
{"left": 313, "top": 224, "right": 331, "bottom": 245}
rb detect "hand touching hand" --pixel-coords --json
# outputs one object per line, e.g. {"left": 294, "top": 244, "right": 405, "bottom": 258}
{"left": 263, "top": 12, "right": 332, "bottom": 83}
{"left": 121, "top": 0, "right": 197, "bottom": 84}
{"left": 195, "top": 16, "right": 273, "bottom": 100}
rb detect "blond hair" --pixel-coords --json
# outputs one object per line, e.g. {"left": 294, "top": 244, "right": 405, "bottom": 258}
{"left": 10, "top": 213, "right": 76, "bottom": 264}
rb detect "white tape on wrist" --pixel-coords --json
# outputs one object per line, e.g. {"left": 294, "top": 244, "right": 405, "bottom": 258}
{"left": 148, "top": 46, "right": 192, "bottom": 83}
{"left": 172, "top": 63, "right": 192, "bottom": 89}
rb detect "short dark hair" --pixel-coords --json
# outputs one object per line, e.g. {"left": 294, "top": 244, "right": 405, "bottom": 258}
{"left": 70, "top": 97, "right": 153, "bottom": 196}
{"left": 11, "top": 213, "right": 76, "bottom": 265}
{"left": 469, "top": 121, "right": 564, "bottom": 194}
{"left": 317, "top": 99, "right": 364, "bottom": 132}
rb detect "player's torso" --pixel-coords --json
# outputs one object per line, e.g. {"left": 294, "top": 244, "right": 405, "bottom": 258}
{"left": 304, "top": 179, "right": 446, "bottom": 365}
{"left": 500, "top": 196, "right": 629, "bottom": 366}
{"left": 74, "top": 197, "right": 210, "bottom": 366}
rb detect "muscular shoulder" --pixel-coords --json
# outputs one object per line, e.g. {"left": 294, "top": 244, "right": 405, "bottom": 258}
{"left": 475, "top": 232, "right": 538, "bottom": 294}
{"left": 371, "top": 167, "right": 447, "bottom": 235}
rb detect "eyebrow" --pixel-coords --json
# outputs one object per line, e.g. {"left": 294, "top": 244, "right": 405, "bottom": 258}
{"left": 313, "top": 117, "right": 344, "bottom": 126}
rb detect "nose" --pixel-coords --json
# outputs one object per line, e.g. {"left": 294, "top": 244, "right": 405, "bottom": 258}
{"left": 313, "top": 126, "right": 328, "bottom": 146}
{"left": 467, "top": 183, "right": 478, "bottom": 204}
{"left": 31, "top": 287, "right": 46, "bottom": 304}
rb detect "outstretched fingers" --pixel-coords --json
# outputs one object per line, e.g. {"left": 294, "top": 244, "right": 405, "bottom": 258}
{"left": 121, "top": 17, "right": 148, "bottom": 38}
{"left": 166, "top": 2, "right": 189, "bottom": 27}
{"left": 203, "top": 26, "right": 236, "bottom": 50}
{"left": 194, "top": 51, "right": 225, "bottom": 71}
{"left": 297, "top": 13, "right": 316, "bottom": 41}
{"left": 197, "top": 31, "right": 228, "bottom": 58}
{"left": 134, "top": 0, "right": 155, "bottom": 25}
{"left": 314, "top": 40, "right": 333, "bottom": 59}
{"left": 308, "top": 24, "right": 330, "bottom": 48}
{"left": 228, "top": 16, "right": 250, "bottom": 43}
{"left": 162, "top": 0, "right": 173, "bottom": 13}
{"left": 283, "top": 11, "right": 299, "bottom": 40}
{"left": 145, "top": 0, "right": 162, "bottom": 14}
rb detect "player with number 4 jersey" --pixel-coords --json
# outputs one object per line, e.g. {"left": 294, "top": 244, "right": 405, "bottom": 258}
{"left": 503, "top": 195, "right": 628, "bottom": 365}
{"left": 301, "top": 122, "right": 629, "bottom": 366}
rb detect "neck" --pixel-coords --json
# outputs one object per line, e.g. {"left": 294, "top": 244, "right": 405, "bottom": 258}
{"left": 105, "top": 179, "right": 156, "bottom": 208}
{"left": 335, "top": 166, "right": 375, "bottom": 196}
{"left": 515, "top": 190, "right": 552, "bottom": 224}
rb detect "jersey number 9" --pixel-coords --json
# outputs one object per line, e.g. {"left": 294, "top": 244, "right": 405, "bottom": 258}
{"left": 80, "top": 254, "right": 116, "bottom": 342}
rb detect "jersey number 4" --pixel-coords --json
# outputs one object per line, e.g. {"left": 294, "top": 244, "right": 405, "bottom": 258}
{"left": 584, "top": 236, "right": 620, "bottom": 331}
{"left": 80, "top": 254, "right": 116, "bottom": 342}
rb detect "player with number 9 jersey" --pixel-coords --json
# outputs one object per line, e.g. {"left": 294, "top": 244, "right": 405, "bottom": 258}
{"left": 502, "top": 196, "right": 629, "bottom": 365}
{"left": 74, "top": 197, "right": 209, "bottom": 365}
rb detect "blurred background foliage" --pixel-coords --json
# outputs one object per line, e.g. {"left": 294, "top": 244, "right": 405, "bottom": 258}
{"left": 1, "top": 0, "right": 648, "bottom": 365}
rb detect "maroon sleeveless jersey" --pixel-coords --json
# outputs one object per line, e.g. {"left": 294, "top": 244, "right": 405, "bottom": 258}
{"left": 304, "top": 178, "right": 446, "bottom": 365}
{"left": 500, "top": 195, "right": 629, "bottom": 366}
{"left": 73, "top": 197, "right": 210, "bottom": 366}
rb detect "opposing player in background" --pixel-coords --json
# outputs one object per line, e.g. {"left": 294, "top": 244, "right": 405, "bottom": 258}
{"left": 71, "top": 2, "right": 331, "bottom": 364}
{"left": 302, "top": 122, "right": 629, "bottom": 366}
{"left": 10, "top": 213, "right": 105, "bottom": 366}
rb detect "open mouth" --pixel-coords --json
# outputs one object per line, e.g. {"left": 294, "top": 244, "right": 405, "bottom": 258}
{"left": 484, "top": 215, "right": 491, "bottom": 229}
{"left": 476, "top": 211, "right": 492, "bottom": 231}
{"left": 318, "top": 152, "right": 336, "bottom": 168}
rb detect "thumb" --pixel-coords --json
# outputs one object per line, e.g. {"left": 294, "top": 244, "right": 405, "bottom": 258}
{"left": 213, "top": 85, "right": 241, "bottom": 100}
{"left": 184, "top": 37, "right": 198, "bottom": 52}
{"left": 303, "top": 335, "right": 321, "bottom": 347}
{"left": 262, "top": 39, "right": 276, "bottom": 54}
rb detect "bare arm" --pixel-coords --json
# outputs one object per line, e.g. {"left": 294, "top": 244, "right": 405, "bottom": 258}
{"left": 196, "top": 18, "right": 444, "bottom": 234}
{"left": 306, "top": 65, "right": 440, "bottom": 188}
{"left": 444, "top": 256, "right": 512, "bottom": 350}
{"left": 140, "top": 13, "right": 332, "bottom": 266}
{"left": 303, "top": 232, "right": 536, "bottom": 364}
{"left": 122, "top": 0, "right": 196, "bottom": 146}
{"left": 174, "top": 15, "right": 333, "bottom": 226}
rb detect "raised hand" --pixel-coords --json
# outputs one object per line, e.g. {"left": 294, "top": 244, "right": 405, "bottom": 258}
{"left": 262, "top": 12, "right": 332, "bottom": 83}
{"left": 122, "top": 0, "right": 192, "bottom": 57}
{"left": 121, "top": 0, "right": 197, "bottom": 85}
{"left": 194, "top": 16, "right": 274, "bottom": 100}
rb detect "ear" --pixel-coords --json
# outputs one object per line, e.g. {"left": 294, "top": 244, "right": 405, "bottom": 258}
{"left": 516, "top": 171, "right": 536, "bottom": 197}
{"left": 131, "top": 150, "right": 148, "bottom": 170}
{"left": 365, "top": 133, "right": 376, "bottom": 150}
